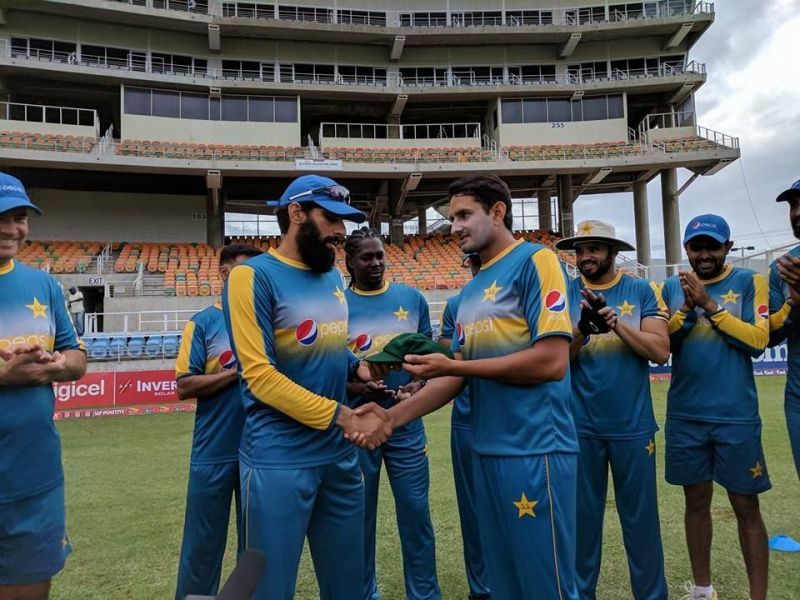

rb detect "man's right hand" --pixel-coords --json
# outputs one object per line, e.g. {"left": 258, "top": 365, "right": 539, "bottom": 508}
{"left": 348, "top": 380, "right": 396, "bottom": 403}
{"left": 337, "top": 404, "right": 393, "bottom": 450}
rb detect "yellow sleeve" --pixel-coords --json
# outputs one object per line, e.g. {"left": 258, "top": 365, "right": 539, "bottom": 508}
{"left": 769, "top": 302, "right": 792, "bottom": 333}
{"left": 227, "top": 265, "right": 339, "bottom": 430}
{"left": 706, "top": 273, "right": 769, "bottom": 353}
{"left": 668, "top": 310, "right": 688, "bottom": 335}
{"left": 648, "top": 281, "right": 670, "bottom": 320}
{"left": 531, "top": 248, "right": 572, "bottom": 339}
{"left": 175, "top": 320, "right": 196, "bottom": 379}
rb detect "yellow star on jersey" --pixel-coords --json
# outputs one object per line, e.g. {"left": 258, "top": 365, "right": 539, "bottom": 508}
{"left": 750, "top": 461, "right": 764, "bottom": 479}
{"left": 646, "top": 439, "right": 656, "bottom": 456}
{"left": 721, "top": 289, "right": 740, "bottom": 305}
{"left": 333, "top": 286, "right": 346, "bottom": 305}
{"left": 483, "top": 280, "right": 503, "bottom": 302}
{"left": 617, "top": 300, "right": 635, "bottom": 316}
{"left": 394, "top": 306, "right": 409, "bottom": 321}
{"left": 26, "top": 297, "right": 48, "bottom": 319}
{"left": 513, "top": 493, "right": 538, "bottom": 518}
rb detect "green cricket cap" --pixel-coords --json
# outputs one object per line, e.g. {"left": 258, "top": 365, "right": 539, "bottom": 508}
{"left": 364, "top": 332, "right": 453, "bottom": 364}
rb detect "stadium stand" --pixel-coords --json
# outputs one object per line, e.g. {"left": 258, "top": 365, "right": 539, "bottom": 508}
{"left": 0, "top": 131, "right": 97, "bottom": 153}
{"left": 18, "top": 241, "right": 104, "bottom": 273}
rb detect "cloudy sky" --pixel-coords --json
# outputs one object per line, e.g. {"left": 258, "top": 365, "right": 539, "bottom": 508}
{"left": 575, "top": 0, "right": 800, "bottom": 260}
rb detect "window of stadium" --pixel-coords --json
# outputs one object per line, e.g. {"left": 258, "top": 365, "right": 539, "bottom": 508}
{"left": 501, "top": 94, "right": 625, "bottom": 124}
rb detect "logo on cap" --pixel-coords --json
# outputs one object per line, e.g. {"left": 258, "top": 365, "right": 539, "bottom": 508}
{"left": 354, "top": 333, "right": 372, "bottom": 352}
{"left": 545, "top": 290, "right": 566, "bottom": 313}
{"left": 219, "top": 349, "right": 237, "bottom": 369}
{"left": 296, "top": 319, "right": 319, "bottom": 346}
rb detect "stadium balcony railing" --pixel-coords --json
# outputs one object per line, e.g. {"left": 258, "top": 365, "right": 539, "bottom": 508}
{"left": 18, "top": 241, "right": 104, "bottom": 274}
{"left": 110, "top": 0, "right": 712, "bottom": 26}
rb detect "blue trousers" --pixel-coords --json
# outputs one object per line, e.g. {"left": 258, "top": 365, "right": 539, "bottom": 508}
{"left": 175, "top": 461, "right": 243, "bottom": 600}
{"left": 450, "top": 426, "right": 490, "bottom": 598}
{"left": 576, "top": 435, "right": 667, "bottom": 600}
{"left": 474, "top": 453, "right": 578, "bottom": 600}
{"left": 240, "top": 451, "right": 365, "bottom": 600}
{"left": 787, "top": 394, "right": 800, "bottom": 479}
{"left": 360, "top": 429, "right": 440, "bottom": 600}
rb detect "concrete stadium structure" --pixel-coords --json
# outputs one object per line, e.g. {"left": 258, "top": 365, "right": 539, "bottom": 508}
{"left": 0, "top": 0, "right": 738, "bottom": 298}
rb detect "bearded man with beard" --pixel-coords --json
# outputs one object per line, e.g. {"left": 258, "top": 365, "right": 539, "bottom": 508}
{"left": 555, "top": 221, "right": 670, "bottom": 600}
{"left": 768, "top": 179, "right": 800, "bottom": 479}
{"left": 222, "top": 174, "right": 392, "bottom": 600}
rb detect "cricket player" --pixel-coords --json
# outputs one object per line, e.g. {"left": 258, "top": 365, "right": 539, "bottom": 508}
{"left": 0, "top": 173, "right": 86, "bottom": 599}
{"left": 174, "top": 243, "right": 262, "bottom": 600}
{"left": 356, "top": 173, "right": 579, "bottom": 600}
{"left": 556, "top": 220, "right": 669, "bottom": 600}
{"left": 344, "top": 227, "right": 440, "bottom": 600}
{"left": 661, "top": 214, "right": 770, "bottom": 600}
{"left": 768, "top": 178, "right": 800, "bottom": 478}
{"left": 222, "top": 174, "right": 392, "bottom": 599}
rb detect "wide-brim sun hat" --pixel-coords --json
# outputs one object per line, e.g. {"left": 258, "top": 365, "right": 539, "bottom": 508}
{"left": 554, "top": 220, "right": 635, "bottom": 252}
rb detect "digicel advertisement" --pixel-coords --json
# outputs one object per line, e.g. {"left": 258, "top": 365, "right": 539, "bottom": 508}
{"left": 53, "top": 370, "right": 179, "bottom": 409}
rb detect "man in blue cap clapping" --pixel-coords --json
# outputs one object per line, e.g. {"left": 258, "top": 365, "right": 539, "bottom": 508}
{"left": 660, "top": 214, "right": 770, "bottom": 600}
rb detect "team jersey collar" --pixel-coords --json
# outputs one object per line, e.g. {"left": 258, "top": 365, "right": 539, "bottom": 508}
{"left": 351, "top": 281, "right": 390, "bottom": 296}
{"left": 0, "top": 259, "right": 14, "bottom": 276}
{"left": 580, "top": 270, "right": 623, "bottom": 291}
{"left": 481, "top": 238, "right": 524, "bottom": 270}
{"left": 700, "top": 263, "right": 733, "bottom": 285}
{"left": 269, "top": 247, "right": 310, "bottom": 270}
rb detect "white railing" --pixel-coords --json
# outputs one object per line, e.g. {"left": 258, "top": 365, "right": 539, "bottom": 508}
{"left": 0, "top": 135, "right": 96, "bottom": 152}
{"left": 85, "top": 309, "right": 197, "bottom": 334}
{"left": 97, "top": 124, "right": 115, "bottom": 155}
{"left": 319, "top": 122, "right": 481, "bottom": 142}
{"left": 697, "top": 125, "right": 740, "bottom": 150}
{"left": 0, "top": 101, "right": 99, "bottom": 136}
{"left": 112, "top": 0, "right": 209, "bottom": 14}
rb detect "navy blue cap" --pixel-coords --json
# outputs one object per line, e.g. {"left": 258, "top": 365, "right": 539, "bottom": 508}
{"left": 0, "top": 173, "right": 40, "bottom": 215}
{"left": 268, "top": 174, "right": 366, "bottom": 223}
{"left": 776, "top": 179, "right": 800, "bottom": 203}
{"left": 683, "top": 214, "right": 730, "bottom": 245}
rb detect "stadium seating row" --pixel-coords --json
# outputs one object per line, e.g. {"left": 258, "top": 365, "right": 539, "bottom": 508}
{"left": 116, "top": 141, "right": 306, "bottom": 161}
{"left": 18, "top": 240, "right": 104, "bottom": 273}
{"left": 83, "top": 334, "right": 181, "bottom": 361}
{"left": 0, "top": 131, "right": 96, "bottom": 153}
{"left": 505, "top": 141, "right": 645, "bottom": 161}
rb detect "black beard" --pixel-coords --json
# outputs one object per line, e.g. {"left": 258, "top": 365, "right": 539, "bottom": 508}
{"left": 792, "top": 220, "right": 800, "bottom": 240}
{"left": 578, "top": 257, "right": 613, "bottom": 280}
{"left": 297, "top": 220, "right": 337, "bottom": 273}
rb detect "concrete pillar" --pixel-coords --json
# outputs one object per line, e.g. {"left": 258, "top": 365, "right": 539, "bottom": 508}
{"left": 390, "top": 218, "right": 404, "bottom": 245}
{"left": 557, "top": 174, "right": 574, "bottom": 238}
{"left": 417, "top": 206, "right": 427, "bottom": 236}
{"left": 537, "top": 189, "right": 552, "bottom": 231}
{"left": 661, "top": 168, "right": 681, "bottom": 275}
{"left": 206, "top": 188, "right": 224, "bottom": 248}
{"left": 632, "top": 181, "right": 651, "bottom": 266}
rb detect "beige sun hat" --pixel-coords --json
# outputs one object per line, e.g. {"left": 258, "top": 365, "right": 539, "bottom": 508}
{"left": 554, "top": 220, "right": 636, "bottom": 251}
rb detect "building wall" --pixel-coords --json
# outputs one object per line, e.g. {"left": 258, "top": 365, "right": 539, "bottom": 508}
{"left": 319, "top": 136, "right": 479, "bottom": 149}
{"left": 0, "top": 120, "right": 97, "bottom": 137}
{"left": 120, "top": 113, "right": 301, "bottom": 145}
{"left": 27, "top": 189, "right": 207, "bottom": 242}
{"left": 498, "top": 118, "right": 629, "bottom": 145}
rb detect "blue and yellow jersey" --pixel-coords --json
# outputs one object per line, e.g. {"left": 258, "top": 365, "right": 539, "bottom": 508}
{"left": 450, "top": 239, "right": 577, "bottom": 456}
{"left": 346, "top": 282, "right": 430, "bottom": 437}
{"left": 175, "top": 303, "right": 245, "bottom": 465}
{"left": 223, "top": 249, "right": 356, "bottom": 469}
{"left": 568, "top": 272, "right": 668, "bottom": 438}
{"left": 0, "top": 260, "right": 83, "bottom": 502}
{"left": 662, "top": 264, "right": 769, "bottom": 423}
{"left": 441, "top": 293, "right": 471, "bottom": 431}
{"left": 769, "top": 245, "right": 800, "bottom": 398}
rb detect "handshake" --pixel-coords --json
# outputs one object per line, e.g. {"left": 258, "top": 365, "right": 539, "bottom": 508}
{"left": 337, "top": 402, "right": 394, "bottom": 451}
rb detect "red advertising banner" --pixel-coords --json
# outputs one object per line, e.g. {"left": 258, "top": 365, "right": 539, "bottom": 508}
{"left": 114, "top": 370, "right": 180, "bottom": 406}
{"left": 52, "top": 369, "right": 182, "bottom": 415}
{"left": 54, "top": 372, "right": 115, "bottom": 409}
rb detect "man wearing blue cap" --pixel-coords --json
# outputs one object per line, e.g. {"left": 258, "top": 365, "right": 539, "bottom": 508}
{"left": 0, "top": 173, "right": 86, "bottom": 599}
{"left": 768, "top": 179, "right": 800, "bottom": 479}
{"left": 222, "top": 174, "right": 392, "bottom": 599}
{"left": 661, "top": 214, "right": 770, "bottom": 600}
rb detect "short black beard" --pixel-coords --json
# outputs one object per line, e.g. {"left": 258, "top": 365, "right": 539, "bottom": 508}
{"left": 297, "top": 220, "right": 337, "bottom": 273}
{"left": 578, "top": 256, "right": 613, "bottom": 281}
{"left": 792, "top": 219, "right": 800, "bottom": 240}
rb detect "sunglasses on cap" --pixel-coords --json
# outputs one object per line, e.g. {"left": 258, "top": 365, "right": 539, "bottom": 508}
{"left": 288, "top": 184, "right": 351, "bottom": 205}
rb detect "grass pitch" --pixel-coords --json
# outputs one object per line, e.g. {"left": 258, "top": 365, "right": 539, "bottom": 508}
{"left": 53, "top": 378, "right": 800, "bottom": 599}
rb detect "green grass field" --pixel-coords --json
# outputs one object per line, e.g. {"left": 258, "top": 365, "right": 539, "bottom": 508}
{"left": 52, "top": 378, "right": 800, "bottom": 599}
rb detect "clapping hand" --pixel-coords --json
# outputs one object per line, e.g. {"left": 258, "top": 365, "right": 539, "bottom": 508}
{"left": 679, "top": 271, "right": 716, "bottom": 313}
{"left": 577, "top": 289, "right": 611, "bottom": 335}
{"left": 0, "top": 343, "right": 67, "bottom": 386}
